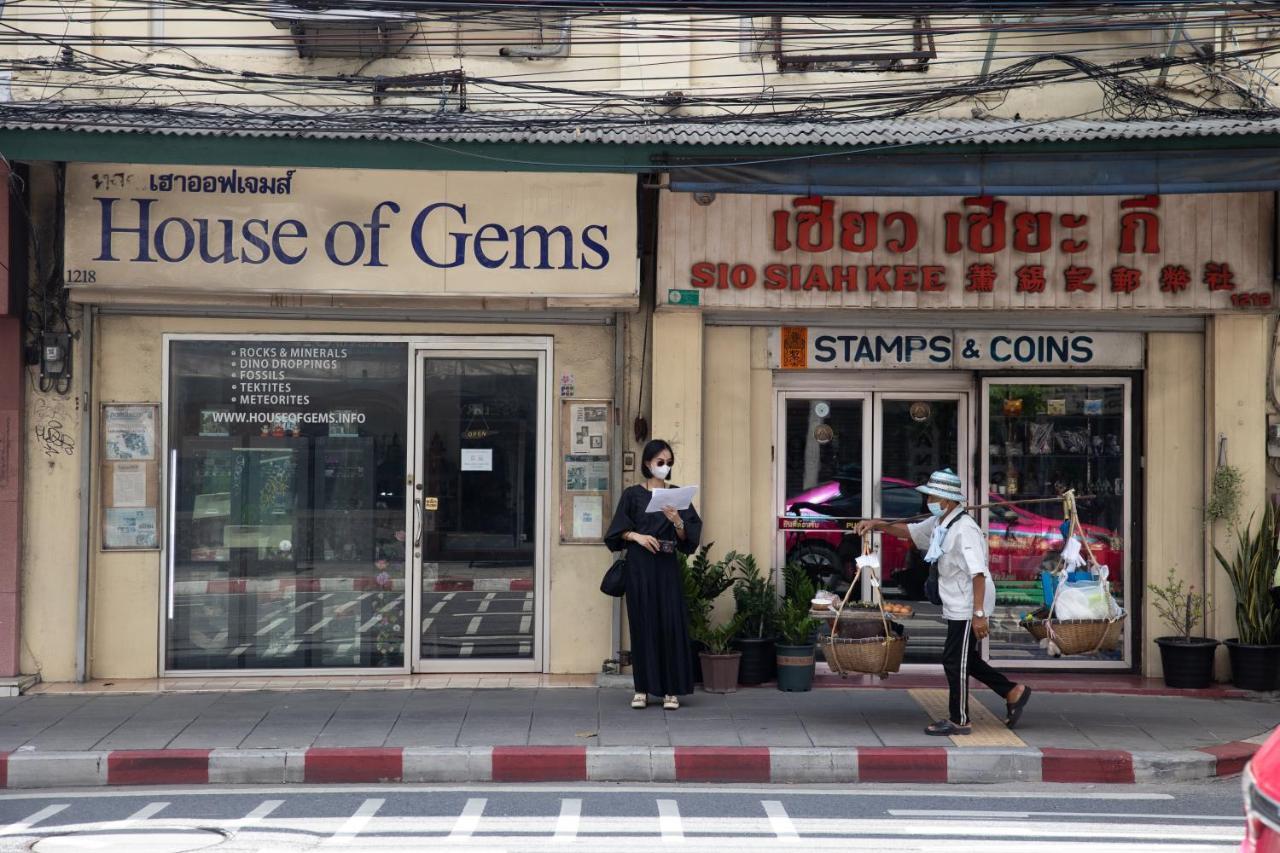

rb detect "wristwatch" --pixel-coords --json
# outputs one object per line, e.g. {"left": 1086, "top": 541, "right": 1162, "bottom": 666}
{"left": 674, "top": 521, "right": 685, "bottom": 531}
{"left": 973, "top": 610, "right": 987, "bottom": 619}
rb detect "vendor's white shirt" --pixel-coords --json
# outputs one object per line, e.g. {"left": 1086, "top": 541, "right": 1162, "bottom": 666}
{"left": 907, "top": 507, "right": 996, "bottom": 621}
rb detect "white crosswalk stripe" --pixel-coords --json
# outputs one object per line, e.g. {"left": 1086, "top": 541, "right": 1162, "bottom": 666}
{"left": 324, "top": 798, "right": 383, "bottom": 845}
{"left": 554, "top": 798, "right": 581, "bottom": 841}
{"left": 450, "top": 798, "right": 486, "bottom": 839}
{"left": 0, "top": 804, "right": 66, "bottom": 836}
{"left": 657, "top": 798, "right": 683, "bottom": 842}
{"left": 121, "top": 802, "right": 168, "bottom": 825}
{"left": 763, "top": 800, "right": 798, "bottom": 840}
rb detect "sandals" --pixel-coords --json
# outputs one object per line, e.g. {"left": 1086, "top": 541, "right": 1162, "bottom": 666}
{"left": 663, "top": 695, "right": 680, "bottom": 710}
{"left": 1006, "top": 685, "right": 1032, "bottom": 729}
{"left": 631, "top": 693, "right": 648, "bottom": 709}
{"left": 924, "top": 718, "right": 971, "bottom": 736}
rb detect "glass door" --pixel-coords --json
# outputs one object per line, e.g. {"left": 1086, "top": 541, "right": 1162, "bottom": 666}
{"left": 412, "top": 347, "right": 548, "bottom": 672}
{"left": 872, "top": 394, "right": 967, "bottom": 666}
{"left": 778, "top": 389, "right": 966, "bottom": 669}
{"left": 982, "top": 378, "right": 1132, "bottom": 669}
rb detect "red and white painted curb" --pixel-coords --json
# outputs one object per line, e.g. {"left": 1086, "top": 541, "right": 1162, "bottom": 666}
{"left": 0, "top": 742, "right": 1259, "bottom": 788}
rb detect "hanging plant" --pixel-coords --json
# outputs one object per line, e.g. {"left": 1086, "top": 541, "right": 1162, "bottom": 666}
{"left": 1205, "top": 464, "right": 1244, "bottom": 527}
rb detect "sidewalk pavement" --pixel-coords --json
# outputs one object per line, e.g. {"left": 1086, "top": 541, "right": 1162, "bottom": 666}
{"left": 0, "top": 676, "right": 1273, "bottom": 788}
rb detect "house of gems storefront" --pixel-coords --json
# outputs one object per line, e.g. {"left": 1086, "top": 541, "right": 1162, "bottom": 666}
{"left": 26, "top": 163, "right": 638, "bottom": 680}
{"left": 654, "top": 190, "right": 1274, "bottom": 674}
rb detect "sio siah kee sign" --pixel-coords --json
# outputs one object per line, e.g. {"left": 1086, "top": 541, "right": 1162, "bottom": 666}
{"left": 62, "top": 164, "right": 637, "bottom": 300}
{"left": 661, "top": 192, "right": 1275, "bottom": 311}
{"left": 768, "top": 327, "right": 1144, "bottom": 370}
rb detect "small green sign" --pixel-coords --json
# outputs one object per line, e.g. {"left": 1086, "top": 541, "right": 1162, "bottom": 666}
{"left": 668, "top": 289, "right": 700, "bottom": 306}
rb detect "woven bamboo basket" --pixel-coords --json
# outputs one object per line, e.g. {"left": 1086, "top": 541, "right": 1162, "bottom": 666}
{"left": 1022, "top": 612, "right": 1125, "bottom": 655}
{"left": 824, "top": 629, "right": 907, "bottom": 677}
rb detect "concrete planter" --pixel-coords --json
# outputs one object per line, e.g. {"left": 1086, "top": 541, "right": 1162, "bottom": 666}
{"left": 698, "top": 652, "right": 742, "bottom": 694}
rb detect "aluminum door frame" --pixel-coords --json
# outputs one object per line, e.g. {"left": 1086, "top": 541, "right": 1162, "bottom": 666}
{"left": 410, "top": 339, "right": 552, "bottom": 674}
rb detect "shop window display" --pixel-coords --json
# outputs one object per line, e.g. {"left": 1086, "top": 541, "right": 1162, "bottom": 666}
{"left": 985, "top": 382, "right": 1128, "bottom": 663}
{"left": 166, "top": 339, "right": 409, "bottom": 671}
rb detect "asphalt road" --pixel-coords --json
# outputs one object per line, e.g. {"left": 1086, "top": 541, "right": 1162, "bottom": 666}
{"left": 0, "top": 777, "right": 1246, "bottom": 851}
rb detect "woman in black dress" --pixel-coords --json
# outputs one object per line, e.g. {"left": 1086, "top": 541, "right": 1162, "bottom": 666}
{"left": 604, "top": 439, "right": 702, "bottom": 710}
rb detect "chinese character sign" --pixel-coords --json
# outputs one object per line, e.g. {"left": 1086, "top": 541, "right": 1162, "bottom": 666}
{"left": 660, "top": 192, "right": 1273, "bottom": 312}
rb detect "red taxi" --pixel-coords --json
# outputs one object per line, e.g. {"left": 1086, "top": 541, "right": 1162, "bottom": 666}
{"left": 1244, "top": 726, "right": 1280, "bottom": 853}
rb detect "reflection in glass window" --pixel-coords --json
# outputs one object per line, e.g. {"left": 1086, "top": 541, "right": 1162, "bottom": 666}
{"left": 167, "top": 340, "right": 408, "bottom": 671}
{"left": 986, "top": 383, "right": 1127, "bottom": 662}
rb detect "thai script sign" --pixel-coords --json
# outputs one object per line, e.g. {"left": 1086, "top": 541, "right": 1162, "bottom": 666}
{"left": 65, "top": 165, "right": 637, "bottom": 300}
{"left": 660, "top": 191, "right": 1274, "bottom": 312}
{"left": 768, "top": 328, "right": 1144, "bottom": 370}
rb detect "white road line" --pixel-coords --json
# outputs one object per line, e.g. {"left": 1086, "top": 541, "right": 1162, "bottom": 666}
{"left": 229, "top": 645, "right": 250, "bottom": 657}
{"left": 450, "top": 798, "right": 486, "bottom": 839}
{"left": 519, "top": 615, "right": 532, "bottom": 633}
{"left": 459, "top": 643, "right": 474, "bottom": 657}
{"left": 229, "top": 799, "right": 283, "bottom": 830}
{"left": 429, "top": 600, "right": 449, "bottom": 615}
{"left": 888, "top": 809, "right": 1242, "bottom": 822}
{"left": 359, "top": 614, "right": 382, "bottom": 632}
{"left": 465, "top": 617, "right": 482, "bottom": 635}
{"left": 378, "top": 595, "right": 404, "bottom": 614}
{"left": 255, "top": 617, "right": 287, "bottom": 636}
{"left": 658, "top": 799, "right": 683, "bottom": 842}
{"left": 0, "top": 804, "right": 67, "bottom": 836}
{"left": 478, "top": 593, "right": 497, "bottom": 613}
{"left": 555, "top": 798, "right": 582, "bottom": 841}
{"left": 123, "top": 801, "right": 169, "bottom": 825}
{"left": 522, "top": 599, "right": 533, "bottom": 613}
{"left": 325, "top": 797, "right": 383, "bottom": 845}
{"left": 763, "top": 800, "right": 798, "bottom": 840}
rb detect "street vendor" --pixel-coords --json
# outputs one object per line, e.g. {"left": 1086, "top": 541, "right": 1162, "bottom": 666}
{"left": 856, "top": 468, "right": 1032, "bottom": 736}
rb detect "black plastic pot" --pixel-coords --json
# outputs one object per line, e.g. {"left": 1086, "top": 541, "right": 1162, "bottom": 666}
{"left": 733, "top": 636, "right": 777, "bottom": 685}
{"left": 775, "top": 643, "right": 816, "bottom": 692}
{"left": 1225, "top": 639, "right": 1280, "bottom": 692}
{"left": 1154, "top": 637, "right": 1218, "bottom": 689}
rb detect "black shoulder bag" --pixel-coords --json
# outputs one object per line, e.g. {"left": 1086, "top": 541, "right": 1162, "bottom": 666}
{"left": 601, "top": 554, "right": 627, "bottom": 597}
{"left": 924, "top": 510, "right": 968, "bottom": 607}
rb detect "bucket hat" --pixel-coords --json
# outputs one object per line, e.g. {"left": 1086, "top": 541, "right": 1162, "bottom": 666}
{"left": 916, "top": 468, "right": 965, "bottom": 503}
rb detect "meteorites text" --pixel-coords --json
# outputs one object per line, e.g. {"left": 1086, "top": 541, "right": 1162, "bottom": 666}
{"left": 90, "top": 198, "right": 611, "bottom": 270}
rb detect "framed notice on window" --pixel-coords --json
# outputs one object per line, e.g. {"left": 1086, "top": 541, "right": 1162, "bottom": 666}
{"left": 101, "top": 403, "right": 161, "bottom": 550}
{"left": 560, "top": 399, "right": 612, "bottom": 545}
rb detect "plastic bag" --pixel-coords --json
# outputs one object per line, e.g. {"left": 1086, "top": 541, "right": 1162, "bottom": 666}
{"left": 1053, "top": 571, "right": 1121, "bottom": 620}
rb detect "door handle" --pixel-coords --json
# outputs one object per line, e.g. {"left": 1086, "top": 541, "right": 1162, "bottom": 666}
{"left": 413, "top": 499, "right": 423, "bottom": 549}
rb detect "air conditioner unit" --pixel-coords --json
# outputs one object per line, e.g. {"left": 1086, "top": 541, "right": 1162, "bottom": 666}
{"left": 269, "top": 6, "right": 417, "bottom": 59}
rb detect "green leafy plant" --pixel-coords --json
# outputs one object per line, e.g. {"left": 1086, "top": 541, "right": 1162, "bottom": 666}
{"left": 777, "top": 564, "right": 821, "bottom": 645}
{"left": 1206, "top": 464, "right": 1244, "bottom": 527}
{"left": 732, "top": 554, "right": 779, "bottom": 639}
{"left": 679, "top": 544, "right": 736, "bottom": 640}
{"left": 696, "top": 615, "right": 743, "bottom": 656}
{"left": 1213, "top": 503, "right": 1280, "bottom": 645}
{"left": 1147, "top": 567, "right": 1213, "bottom": 642}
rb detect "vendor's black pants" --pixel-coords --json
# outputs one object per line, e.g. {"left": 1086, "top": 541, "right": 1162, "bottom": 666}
{"left": 942, "top": 619, "right": 1017, "bottom": 725}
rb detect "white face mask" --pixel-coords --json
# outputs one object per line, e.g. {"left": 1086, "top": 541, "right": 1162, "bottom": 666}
{"left": 651, "top": 463, "right": 672, "bottom": 480}
{"left": 927, "top": 501, "right": 945, "bottom": 517}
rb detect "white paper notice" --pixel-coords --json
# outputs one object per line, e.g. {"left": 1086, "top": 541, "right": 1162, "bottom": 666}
{"left": 644, "top": 485, "right": 699, "bottom": 513}
{"left": 461, "top": 449, "right": 493, "bottom": 472}
{"left": 572, "top": 494, "right": 603, "bottom": 539}
{"left": 112, "top": 462, "right": 148, "bottom": 508}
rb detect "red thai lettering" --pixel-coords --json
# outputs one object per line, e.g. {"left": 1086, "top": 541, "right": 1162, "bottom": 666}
{"left": 1013, "top": 212, "right": 1053, "bottom": 253}
{"left": 1059, "top": 213, "right": 1089, "bottom": 254}
{"left": 884, "top": 212, "right": 918, "bottom": 253}
{"left": 839, "top": 211, "right": 877, "bottom": 253}
{"left": 1119, "top": 194, "right": 1161, "bottom": 254}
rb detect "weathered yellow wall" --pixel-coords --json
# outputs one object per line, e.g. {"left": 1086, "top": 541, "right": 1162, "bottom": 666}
{"left": 1206, "top": 314, "right": 1270, "bottom": 678}
{"left": 1142, "top": 332, "right": 1206, "bottom": 677}
{"left": 20, "top": 164, "right": 84, "bottom": 684}
{"left": 38, "top": 314, "right": 620, "bottom": 678}
{"left": 650, "top": 309, "right": 703, "bottom": 487}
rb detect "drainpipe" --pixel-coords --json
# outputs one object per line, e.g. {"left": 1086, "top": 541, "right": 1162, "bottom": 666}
{"left": 499, "top": 16, "right": 570, "bottom": 58}
{"left": 74, "top": 304, "right": 94, "bottom": 683}
{"left": 612, "top": 310, "right": 626, "bottom": 663}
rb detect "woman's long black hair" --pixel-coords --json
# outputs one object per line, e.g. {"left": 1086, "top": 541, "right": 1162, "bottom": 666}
{"left": 640, "top": 439, "right": 674, "bottom": 480}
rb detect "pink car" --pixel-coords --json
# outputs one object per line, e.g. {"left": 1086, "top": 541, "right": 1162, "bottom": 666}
{"left": 1243, "top": 726, "right": 1280, "bottom": 853}
{"left": 785, "top": 477, "right": 1123, "bottom": 596}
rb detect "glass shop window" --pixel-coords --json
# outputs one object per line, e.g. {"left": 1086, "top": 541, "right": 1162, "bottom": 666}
{"left": 166, "top": 339, "right": 408, "bottom": 671}
{"left": 985, "top": 381, "right": 1129, "bottom": 663}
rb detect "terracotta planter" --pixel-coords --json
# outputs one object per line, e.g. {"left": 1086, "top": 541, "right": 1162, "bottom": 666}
{"left": 698, "top": 651, "right": 742, "bottom": 694}
{"left": 1154, "top": 637, "right": 1218, "bottom": 689}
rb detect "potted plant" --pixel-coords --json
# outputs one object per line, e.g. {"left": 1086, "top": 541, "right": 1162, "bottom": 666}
{"left": 1148, "top": 567, "right": 1217, "bottom": 688}
{"left": 680, "top": 545, "right": 737, "bottom": 683}
{"left": 731, "top": 554, "right": 780, "bottom": 685}
{"left": 696, "top": 616, "right": 743, "bottom": 694}
{"left": 776, "top": 564, "right": 821, "bottom": 692}
{"left": 1214, "top": 502, "right": 1280, "bottom": 691}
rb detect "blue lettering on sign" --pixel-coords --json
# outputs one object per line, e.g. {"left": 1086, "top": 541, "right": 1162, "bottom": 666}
{"left": 811, "top": 333, "right": 955, "bottom": 365}
{"left": 1071, "top": 335, "right": 1095, "bottom": 363}
{"left": 90, "top": 196, "right": 611, "bottom": 273}
{"left": 814, "top": 335, "right": 837, "bottom": 363}
{"left": 986, "top": 334, "right": 1095, "bottom": 365}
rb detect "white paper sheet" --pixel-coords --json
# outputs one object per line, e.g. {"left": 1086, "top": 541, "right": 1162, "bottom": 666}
{"left": 644, "top": 485, "right": 699, "bottom": 513}
{"left": 112, "top": 462, "right": 147, "bottom": 508}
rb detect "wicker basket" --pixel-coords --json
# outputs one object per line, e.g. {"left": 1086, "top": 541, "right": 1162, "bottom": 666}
{"left": 824, "top": 624, "right": 907, "bottom": 676}
{"left": 1022, "top": 612, "right": 1125, "bottom": 655}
